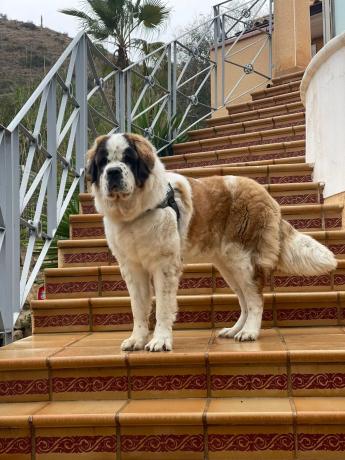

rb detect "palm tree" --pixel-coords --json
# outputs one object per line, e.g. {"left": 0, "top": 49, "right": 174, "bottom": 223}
{"left": 60, "top": 0, "right": 170, "bottom": 69}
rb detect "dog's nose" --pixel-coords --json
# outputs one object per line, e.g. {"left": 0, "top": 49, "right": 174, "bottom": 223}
{"left": 107, "top": 167, "right": 122, "bottom": 189}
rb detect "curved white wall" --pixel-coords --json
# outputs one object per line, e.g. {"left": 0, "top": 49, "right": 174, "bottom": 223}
{"left": 301, "top": 31, "right": 345, "bottom": 198}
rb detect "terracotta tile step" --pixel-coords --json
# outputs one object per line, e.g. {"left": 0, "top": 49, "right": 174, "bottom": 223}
{"left": 226, "top": 90, "right": 301, "bottom": 115}
{"left": 44, "top": 259, "right": 345, "bottom": 300}
{"left": 80, "top": 182, "right": 324, "bottom": 215}
{"left": 163, "top": 139, "right": 305, "bottom": 170}
{"left": 30, "top": 291, "right": 345, "bottom": 337}
{"left": 207, "top": 101, "right": 304, "bottom": 127}
{"left": 4, "top": 327, "right": 345, "bottom": 403}
{"left": 175, "top": 162, "right": 314, "bottom": 184}
{"left": 56, "top": 230, "right": 345, "bottom": 268}
{"left": 69, "top": 204, "right": 342, "bottom": 241}
{"left": 2, "top": 395, "right": 345, "bottom": 459}
{"left": 272, "top": 70, "right": 305, "bottom": 86}
{"left": 188, "top": 112, "right": 305, "bottom": 141}
{"left": 251, "top": 80, "right": 301, "bottom": 101}
{"left": 173, "top": 125, "right": 305, "bottom": 155}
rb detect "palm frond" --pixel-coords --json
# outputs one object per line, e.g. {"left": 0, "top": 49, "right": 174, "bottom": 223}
{"left": 138, "top": 0, "right": 170, "bottom": 29}
{"left": 59, "top": 8, "right": 93, "bottom": 22}
{"left": 86, "top": 0, "right": 115, "bottom": 30}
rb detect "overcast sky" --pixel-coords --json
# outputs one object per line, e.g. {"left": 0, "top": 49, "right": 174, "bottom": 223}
{"left": 1, "top": 0, "right": 215, "bottom": 43}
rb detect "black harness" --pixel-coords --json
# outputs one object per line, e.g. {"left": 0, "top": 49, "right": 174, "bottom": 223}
{"left": 156, "top": 183, "right": 180, "bottom": 220}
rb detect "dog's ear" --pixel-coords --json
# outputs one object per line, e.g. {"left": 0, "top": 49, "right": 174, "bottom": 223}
{"left": 86, "top": 135, "right": 109, "bottom": 184}
{"left": 124, "top": 133, "right": 156, "bottom": 187}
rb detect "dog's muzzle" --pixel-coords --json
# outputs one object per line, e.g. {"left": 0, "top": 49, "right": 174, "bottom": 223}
{"left": 107, "top": 167, "right": 123, "bottom": 192}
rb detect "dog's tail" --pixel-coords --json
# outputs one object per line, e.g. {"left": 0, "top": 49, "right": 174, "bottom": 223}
{"left": 277, "top": 220, "right": 337, "bottom": 275}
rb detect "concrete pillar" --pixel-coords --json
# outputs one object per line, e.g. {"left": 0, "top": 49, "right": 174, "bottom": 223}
{"left": 273, "top": 0, "right": 312, "bottom": 77}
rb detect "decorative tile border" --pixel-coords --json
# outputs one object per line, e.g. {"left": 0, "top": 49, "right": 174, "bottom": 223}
{"left": 121, "top": 434, "right": 204, "bottom": 452}
{"left": 131, "top": 374, "right": 207, "bottom": 392}
{"left": 93, "top": 312, "right": 133, "bottom": 326}
{"left": 52, "top": 376, "right": 128, "bottom": 393}
{"left": 81, "top": 204, "right": 96, "bottom": 214}
{"left": 273, "top": 275, "right": 331, "bottom": 289}
{"left": 0, "top": 379, "right": 48, "bottom": 397}
{"left": 276, "top": 307, "right": 338, "bottom": 322}
{"left": 71, "top": 227, "right": 105, "bottom": 238}
{"left": 298, "top": 433, "right": 345, "bottom": 451}
{"left": 36, "top": 435, "right": 116, "bottom": 454}
{"left": 208, "top": 433, "right": 294, "bottom": 452}
{"left": 292, "top": 373, "right": 345, "bottom": 390}
{"left": 0, "top": 437, "right": 31, "bottom": 454}
{"left": 274, "top": 193, "right": 318, "bottom": 205}
{"left": 34, "top": 313, "right": 90, "bottom": 328}
{"left": 211, "top": 374, "right": 288, "bottom": 391}
{"left": 270, "top": 174, "right": 312, "bottom": 184}
{"left": 46, "top": 281, "right": 99, "bottom": 295}
{"left": 63, "top": 252, "right": 110, "bottom": 264}
{"left": 176, "top": 311, "right": 212, "bottom": 324}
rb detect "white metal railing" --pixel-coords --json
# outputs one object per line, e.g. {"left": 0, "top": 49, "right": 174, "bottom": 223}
{"left": 0, "top": 0, "right": 273, "bottom": 341}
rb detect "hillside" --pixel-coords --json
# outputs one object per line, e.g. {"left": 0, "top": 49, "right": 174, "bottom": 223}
{"left": 0, "top": 15, "right": 71, "bottom": 95}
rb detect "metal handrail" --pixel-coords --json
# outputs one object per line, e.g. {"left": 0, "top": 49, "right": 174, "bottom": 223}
{"left": 0, "top": 0, "right": 273, "bottom": 339}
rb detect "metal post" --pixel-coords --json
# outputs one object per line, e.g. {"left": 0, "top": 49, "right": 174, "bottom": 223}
{"left": 126, "top": 70, "right": 132, "bottom": 132}
{"left": 268, "top": 0, "right": 273, "bottom": 80}
{"left": 323, "top": 0, "right": 333, "bottom": 43}
{"left": 75, "top": 34, "right": 88, "bottom": 192}
{"left": 47, "top": 78, "right": 57, "bottom": 237}
{"left": 171, "top": 42, "right": 177, "bottom": 140}
{"left": 213, "top": 5, "right": 221, "bottom": 43}
{"left": 115, "top": 72, "right": 126, "bottom": 132}
{"left": 167, "top": 45, "right": 172, "bottom": 141}
{"left": 213, "top": 17, "right": 219, "bottom": 110}
{"left": 0, "top": 129, "right": 20, "bottom": 341}
{"left": 221, "top": 14, "right": 226, "bottom": 105}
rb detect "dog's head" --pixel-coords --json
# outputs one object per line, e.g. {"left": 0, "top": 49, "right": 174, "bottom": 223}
{"left": 86, "top": 133, "right": 156, "bottom": 200}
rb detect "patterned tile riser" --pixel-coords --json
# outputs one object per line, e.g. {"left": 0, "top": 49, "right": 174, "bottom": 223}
{"left": 165, "top": 149, "right": 305, "bottom": 169}
{"left": 174, "top": 134, "right": 305, "bottom": 155}
{"left": 81, "top": 189, "right": 319, "bottom": 216}
{"left": 227, "top": 95, "right": 302, "bottom": 114}
{"left": 3, "top": 428, "right": 345, "bottom": 458}
{"left": 190, "top": 119, "right": 305, "bottom": 140}
{"left": 207, "top": 107, "right": 305, "bottom": 127}
{"left": 45, "top": 270, "right": 345, "bottom": 300}
{"left": 69, "top": 214, "right": 340, "bottom": 240}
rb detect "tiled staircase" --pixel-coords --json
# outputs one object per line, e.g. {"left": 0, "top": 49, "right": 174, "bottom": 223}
{"left": 3, "top": 70, "right": 345, "bottom": 459}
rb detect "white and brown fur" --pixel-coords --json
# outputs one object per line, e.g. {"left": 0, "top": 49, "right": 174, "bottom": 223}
{"left": 87, "top": 133, "right": 337, "bottom": 352}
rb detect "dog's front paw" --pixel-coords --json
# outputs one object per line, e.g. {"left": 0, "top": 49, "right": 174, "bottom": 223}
{"left": 234, "top": 328, "right": 259, "bottom": 342}
{"left": 218, "top": 327, "right": 240, "bottom": 338}
{"left": 121, "top": 335, "right": 147, "bottom": 351}
{"left": 145, "top": 335, "right": 172, "bottom": 352}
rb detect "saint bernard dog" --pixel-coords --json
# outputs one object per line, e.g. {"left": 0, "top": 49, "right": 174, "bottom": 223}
{"left": 87, "top": 132, "right": 337, "bottom": 352}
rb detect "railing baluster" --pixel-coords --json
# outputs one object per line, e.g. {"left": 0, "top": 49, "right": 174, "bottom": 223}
{"left": 75, "top": 35, "right": 88, "bottom": 193}
{"left": 0, "top": 129, "right": 20, "bottom": 336}
{"left": 47, "top": 78, "right": 57, "bottom": 238}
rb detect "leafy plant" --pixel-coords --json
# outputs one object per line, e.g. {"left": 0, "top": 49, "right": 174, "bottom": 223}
{"left": 60, "top": 0, "right": 171, "bottom": 69}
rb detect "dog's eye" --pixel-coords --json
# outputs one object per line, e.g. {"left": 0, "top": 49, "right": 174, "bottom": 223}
{"left": 98, "top": 157, "right": 107, "bottom": 168}
{"left": 123, "top": 148, "right": 137, "bottom": 165}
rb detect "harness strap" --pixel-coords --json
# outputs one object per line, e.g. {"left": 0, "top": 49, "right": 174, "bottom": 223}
{"left": 156, "top": 183, "right": 180, "bottom": 220}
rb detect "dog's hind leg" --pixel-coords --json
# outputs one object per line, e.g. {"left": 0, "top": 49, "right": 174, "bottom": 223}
{"left": 216, "top": 261, "right": 248, "bottom": 338}
{"left": 145, "top": 261, "right": 181, "bottom": 352}
{"left": 217, "top": 245, "right": 264, "bottom": 341}
{"left": 121, "top": 265, "right": 153, "bottom": 351}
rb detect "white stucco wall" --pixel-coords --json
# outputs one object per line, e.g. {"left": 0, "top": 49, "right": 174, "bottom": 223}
{"left": 300, "top": 31, "right": 345, "bottom": 198}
